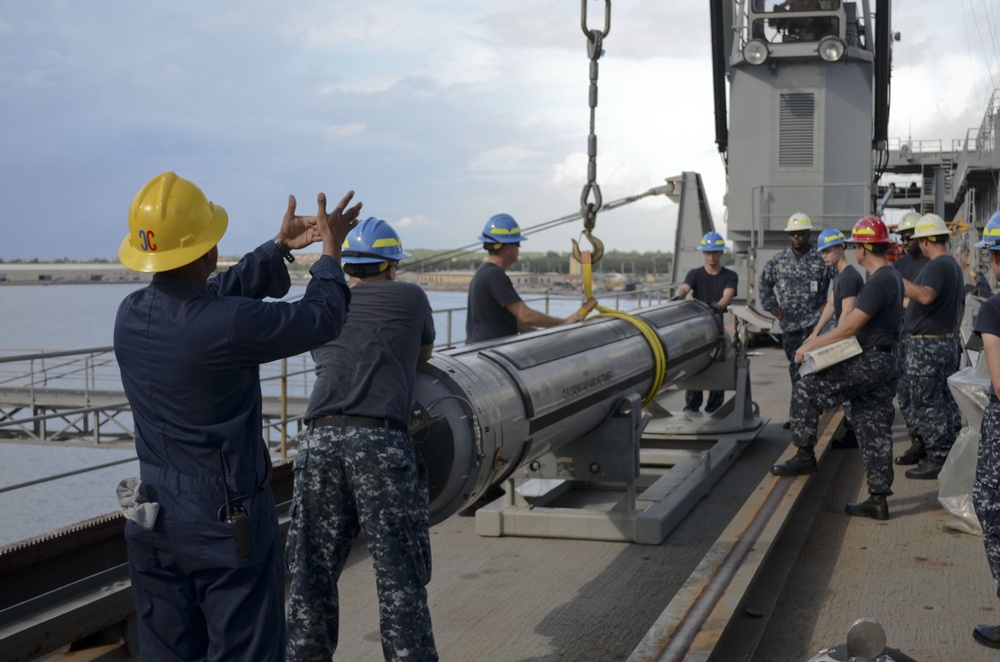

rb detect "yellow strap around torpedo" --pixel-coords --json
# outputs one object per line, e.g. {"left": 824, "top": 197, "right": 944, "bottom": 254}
{"left": 579, "top": 251, "right": 667, "bottom": 406}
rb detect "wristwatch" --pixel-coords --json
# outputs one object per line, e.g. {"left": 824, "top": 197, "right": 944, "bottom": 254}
{"left": 273, "top": 238, "right": 295, "bottom": 263}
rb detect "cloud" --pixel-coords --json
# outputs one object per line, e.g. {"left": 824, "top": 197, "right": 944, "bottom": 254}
{"left": 325, "top": 122, "right": 367, "bottom": 140}
{"left": 0, "top": 0, "right": 992, "bottom": 260}
{"left": 468, "top": 146, "right": 544, "bottom": 175}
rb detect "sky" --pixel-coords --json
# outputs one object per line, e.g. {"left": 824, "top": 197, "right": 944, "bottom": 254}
{"left": 1, "top": 0, "right": 999, "bottom": 261}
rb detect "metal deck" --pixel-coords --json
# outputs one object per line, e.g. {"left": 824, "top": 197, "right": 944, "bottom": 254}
{"left": 287, "top": 346, "right": 996, "bottom": 661}
{"left": 3, "top": 345, "right": 995, "bottom": 660}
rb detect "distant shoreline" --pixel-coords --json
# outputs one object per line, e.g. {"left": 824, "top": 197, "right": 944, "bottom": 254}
{"left": 0, "top": 280, "right": 587, "bottom": 296}
{"left": 0, "top": 263, "right": 654, "bottom": 297}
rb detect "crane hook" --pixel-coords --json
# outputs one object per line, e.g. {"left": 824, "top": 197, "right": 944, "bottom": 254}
{"left": 572, "top": 229, "right": 605, "bottom": 265}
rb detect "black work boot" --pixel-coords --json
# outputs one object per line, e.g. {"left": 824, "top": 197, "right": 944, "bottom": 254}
{"left": 905, "top": 456, "right": 944, "bottom": 480}
{"left": 974, "top": 624, "right": 1000, "bottom": 649}
{"left": 894, "top": 436, "right": 926, "bottom": 465}
{"left": 845, "top": 493, "right": 889, "bottom": 520}
{"left": 831, "top": 427, "right": 859, "bottom": 449}
{"left": 770, "top": 447, "right": 817, "bottom": 476}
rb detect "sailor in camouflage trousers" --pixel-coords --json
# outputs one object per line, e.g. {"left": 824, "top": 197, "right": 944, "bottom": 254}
{"left": 285, "top": 218, "right": 438, "bottom": 661}
{"left": 976, "top": 402, "right": 1000, "bottom": 587}
{"left": 970, "top": 211, "right": 1000, "bottom": 649}
{"left": 904, "top": 337, "right": 961, "bottom": 457}
{"left": 898, "top": 214, "right": 965, "bottom": 480}
{"left": 286, "top": 426, "right": 435, "bottom": 660}
{"left": 890, "top": 212, "right": 929, "bottom": 463}
{"left": 784, "top": 352, "right": 899, "bottom": 494}
{"left": 771, "top": 216, "right": 902, "bottom": 521}
{"left": 759, "top": 213, "right": 833, "bottom": 420}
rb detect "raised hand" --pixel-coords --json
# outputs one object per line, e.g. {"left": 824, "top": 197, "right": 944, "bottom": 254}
{"left": 315, "top": 190, "right": 363, "bottom": 260}
{"left": 277, "top": 195, "right": 322, "bottom": 250}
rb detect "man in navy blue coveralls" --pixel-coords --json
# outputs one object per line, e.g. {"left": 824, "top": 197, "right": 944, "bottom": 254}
{"left": 114, "top": 171, "right": 361, "bottom": 661}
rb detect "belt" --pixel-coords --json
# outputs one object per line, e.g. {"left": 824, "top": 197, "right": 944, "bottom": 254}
{"left": 308, "top": 414, "right": 408, "bottom": 433}
{"left": 905, "top": 334, "right": 955, "bottom": 340}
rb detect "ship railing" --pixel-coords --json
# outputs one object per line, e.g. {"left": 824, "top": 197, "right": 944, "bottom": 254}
{"left": 965, "top": 128, "right": 982, "bottom": 154}
{"left": 883, "top": 137, "right": 966, "bottom": 155}
{"left": 0, "top": 346, "right": 313, "bottom": 450}
{"left": 0, "top": 347, "right": 120, "bottom": 392}
{"left": 975, "top": 88, "right": 1000, "bottom": 156}
{"left": 749, "top": 181, "right": 871, "bottom": 242}
{"left": 0, "top": 287, "right": 680, "bottom": 452}
{"left": 0, "top": 399, "right": 133, "bottom": 443}
{"left": 742, "top": 181, "right": 869, "bottom": 309}
{"left": 0, "top": 347, "right": 131, "bottom": 443}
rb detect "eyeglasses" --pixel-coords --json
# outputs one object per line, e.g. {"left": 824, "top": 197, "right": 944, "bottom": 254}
{"left": 788, "top": 231, "right": 810, "bottom": 237}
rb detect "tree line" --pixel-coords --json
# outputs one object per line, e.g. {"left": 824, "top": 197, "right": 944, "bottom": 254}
{"left": 400, "top": 249, "right": 681, "bottom": 277}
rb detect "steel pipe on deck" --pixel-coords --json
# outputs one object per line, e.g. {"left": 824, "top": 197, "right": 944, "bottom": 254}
{"left": 413, "top": 300, "right": 725, "bottom": 523}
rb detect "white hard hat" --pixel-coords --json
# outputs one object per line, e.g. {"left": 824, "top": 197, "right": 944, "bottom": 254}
{"left": 894, "top": 211, "right": 922, "bottom": 234}
{"left": 910, "top": 213, "right": 949, "bottom": 240}
{"left": 785, "top": 212, "right": 813, "bottom": 232}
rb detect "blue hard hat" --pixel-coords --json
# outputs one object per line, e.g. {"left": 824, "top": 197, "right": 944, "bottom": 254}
{"left": 697, "top": 231, "right": 726, "bottom": 252}
{"left": 977, "top": 211, "right": 1000, "bottom": 250}
{"left": 478, "top": 213, "right": 527, "bottom": 244}
{"left": 816, "top": 227, "right": 847, "bottom": 250}
{"left": 342, "top": 217, "right": 412, "bottom": 264}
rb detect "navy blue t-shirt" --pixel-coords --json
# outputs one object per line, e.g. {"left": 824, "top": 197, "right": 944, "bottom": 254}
{"left": 833, "top": 266, "right": 864, "bottom": 323}
{"left": 975, "top": 295, "right": 1000, "bottom": 395}
{"left": 854, "top": 265, "right": 904, "bottom": 350}
{"left": 683, "top": 266, "right": 738, "bottom": 306}
{"left": 306, "top": 280, "right": 435, "bottom": 423}
{"left": 466, "top": 262, "right": 523, "bottom": 344}
{"left": 903, "top": 255, "right": 964, "bottom": 335}
{"left": 893, "top": 253, "right": 929, "bottom": 282}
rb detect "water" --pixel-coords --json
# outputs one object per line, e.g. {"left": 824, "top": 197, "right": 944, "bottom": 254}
{"left": 0, "top": 283, "right": 586, "bottom": 352}
{"left": 0, "top": 281, "right": 592, "bottom": 546}
{"left": 1, "top": 283, "right": 144, "bottom": 353}
{"left": 0, "top": 445, "right": 140, "bottom": 546}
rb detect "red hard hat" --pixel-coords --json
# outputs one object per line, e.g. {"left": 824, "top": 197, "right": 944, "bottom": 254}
{"left": 846, "top": 215, "right": 891, "bottom": 244}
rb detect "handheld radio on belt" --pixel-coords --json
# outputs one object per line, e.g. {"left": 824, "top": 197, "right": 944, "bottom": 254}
{"left": 218, "top": 450, "right": 252, "bottom": 557}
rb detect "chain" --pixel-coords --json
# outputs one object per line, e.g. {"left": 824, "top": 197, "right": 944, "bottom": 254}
{"left": 577, "top": 0, "right": 610, "bottom": 262}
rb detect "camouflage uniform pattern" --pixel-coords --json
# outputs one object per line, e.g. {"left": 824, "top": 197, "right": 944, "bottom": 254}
{"left": 896, "top": 339, "right": 919, "bottom": 439}
{"left": 759, "top": 248, "right": 833, "bottom": 405}
{"left": 905, "top": 337, "right": 961, "bottom": 460}
{"left": 975, "top": 401, "right": 1000, "bottom": 599}
{"left": 790, "top": 351, "right": 899, "bottom": 494}
{"left": 286, "top": 425, "right": 437, "bottom": 662}
{"left": 780, "top": 328, "right": 810, "bottom": 391}
{"left": 951, "top": 337, "right": 965, "bottom": 434}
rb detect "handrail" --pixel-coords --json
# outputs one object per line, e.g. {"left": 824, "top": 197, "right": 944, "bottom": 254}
{"left": 0, "top": 402, "right": 130, "bottom": 429}
{"left": 0, "top": 287, "right": 683, "bottom": 451}
{"left": 0, "top": 346, "right": 114, "bottom": 363}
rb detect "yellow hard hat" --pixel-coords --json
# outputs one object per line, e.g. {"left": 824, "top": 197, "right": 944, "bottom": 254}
{"left": 119, "top": 172, "right": 228, "bottom": 273}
